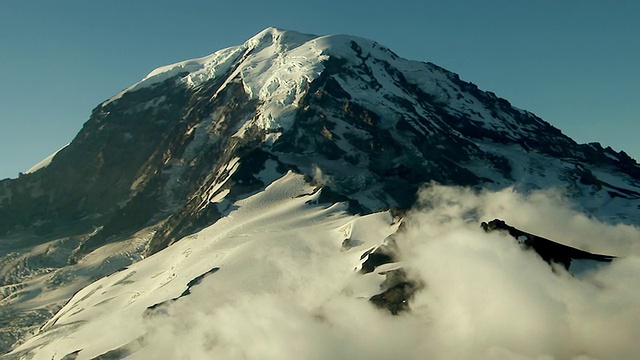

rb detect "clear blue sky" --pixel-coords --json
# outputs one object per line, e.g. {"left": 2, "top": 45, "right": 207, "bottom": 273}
{"left": 1, "top": 0, "right": 638, "bottom": 179}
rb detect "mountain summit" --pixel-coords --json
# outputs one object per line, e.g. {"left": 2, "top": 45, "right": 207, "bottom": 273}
{"left": 1, "top": 28, "right": 640, "bottom": 358}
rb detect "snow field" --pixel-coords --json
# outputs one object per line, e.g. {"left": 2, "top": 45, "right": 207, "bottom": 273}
{"left": 10, "top": 175, "right": 640, "bottom": 360}
{"left": 12, "top": 172, "right": 397, "bottom": 359}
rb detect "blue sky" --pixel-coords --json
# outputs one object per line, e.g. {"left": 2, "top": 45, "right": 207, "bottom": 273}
{"left": 1, "top": 0, "right": 638, "bottom": 179}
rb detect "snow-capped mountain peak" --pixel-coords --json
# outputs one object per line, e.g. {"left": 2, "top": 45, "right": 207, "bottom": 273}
{"left": 107, "top": 28, "right": 326, "bottom": 135}
{"left": 2, "top": 27, "right": 640, "bottom": 358}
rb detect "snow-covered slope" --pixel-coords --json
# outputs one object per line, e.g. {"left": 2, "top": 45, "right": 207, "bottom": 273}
{"left": 8, "top": 173, "right": 640, "bottom": 360}
{"left": 8, "top": 172, "right": 400, "bottom": 359}
{"left": 1, "top": 27, "right": 640, "bottom": 357}
{"left": 105, "top": 28, "right": 323, "bottom": 135}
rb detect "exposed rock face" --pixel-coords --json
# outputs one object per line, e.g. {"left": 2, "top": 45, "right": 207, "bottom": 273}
{"left": 2, "top": 28, "right": 640, "bottom": 254}
{"left": 481, "top": 219, "right": 616, "bottom": 271}
{"left": 1, "top": 27, "right": 640, "bottom": 353}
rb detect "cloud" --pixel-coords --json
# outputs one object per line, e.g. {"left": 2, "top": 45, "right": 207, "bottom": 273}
{"left": 311, "top": 163, "right": 333, "bottom": 187}
{"left": 412, "top": 183, "right": 640, "bottom": 256}
{"left": 132, "top": 184, "right": 640, "bottom": 360}
{"left": 399, "top": 184, "right": 640, "bottom": 359}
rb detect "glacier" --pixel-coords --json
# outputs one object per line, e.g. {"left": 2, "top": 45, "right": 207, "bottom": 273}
{"left": 2, "top": 27, "right": 640, "bottom": 359}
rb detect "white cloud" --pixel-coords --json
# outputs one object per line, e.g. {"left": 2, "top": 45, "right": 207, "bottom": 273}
{"left": 399, "top": 183, "right": 640, "bottom": 359}
{"left": 130, "top": 183, "right": 640, "bottom": 360}
{"left": 311, "top": 163, "right": 333, "bottom": 187}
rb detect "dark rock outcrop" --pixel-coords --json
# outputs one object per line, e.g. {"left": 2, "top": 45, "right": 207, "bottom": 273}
{"left": 481, "top": 219, "right": 616, "bottom": 270}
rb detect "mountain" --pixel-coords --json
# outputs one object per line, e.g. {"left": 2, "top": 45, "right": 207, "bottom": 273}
{"left": 1, "top": 27, "right": 640, "bottom": 359}
{"left": 481, "top": 219, "right": 616, "bottom": 273}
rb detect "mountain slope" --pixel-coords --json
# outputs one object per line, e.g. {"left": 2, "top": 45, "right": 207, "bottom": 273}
{"left": 2, "top": 28, "right": 639, "bottom": 244}
{"left": 8, "top": 173, "right": 400, "bottom": 359}
{"left": 1, "top": 27, "right": 640, "bottom": 357}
